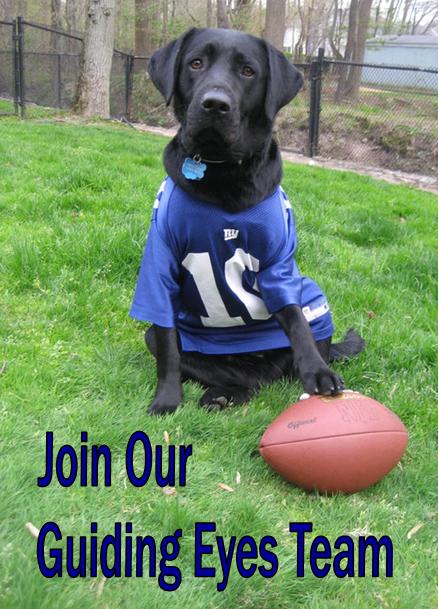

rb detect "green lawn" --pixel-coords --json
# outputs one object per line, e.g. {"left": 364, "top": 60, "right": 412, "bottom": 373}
{"left": 0, "top": 118, "right": 437, "bottom": 609}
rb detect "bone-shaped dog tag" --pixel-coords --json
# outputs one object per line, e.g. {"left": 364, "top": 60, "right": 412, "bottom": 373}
{"left": 182, "top": 156, "right": 207, "bottom": 180}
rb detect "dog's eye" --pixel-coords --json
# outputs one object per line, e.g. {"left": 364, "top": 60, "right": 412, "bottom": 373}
{"left": 190, "top": 59, "right": 203, "bottom": 70}
{"left": 241, "top": 65, "right": 255, "bottom": 78}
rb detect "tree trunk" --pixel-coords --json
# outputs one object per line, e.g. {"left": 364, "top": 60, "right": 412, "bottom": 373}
{"left": 135, "top": 0, "right": 156, "bottom": 57}
{"left": 66, "top": 0, "right": 85, "bottom": 52}
{"left": 399, "top": 0, "right": 413, "bottom": 34}
{"left": 294, "top": 0, "right": 305, "bottom": 57}
{"left": 162, "top": 0, "right": 168, "bottom": 44}
{"left": 383, "top": 0, "right": 404, "bottom": 35}
{"left": 264, "top": 0, "right": 286, "bottom": 50}
{"left": 373, "top": 0, "right": 381, "bottom": 37}
{"left": 66, "top": 0, "right": 87, "bottom": 34}
{"left": 335, "top": 0, "right": 372, "bottom": 102}
{"left": 17, "top": 0, "right": 27, "bottom": 17}
{"left": 383, "top": 0, "right": 396, "bottom": 34}
{"left": 66, "top": 0, "right": 77, "bottom": 33}
{"left": 217, "top": 0, "right": 231, "bottom": 28}
{"left": 206, "top": 0, "right": 213, "bottom": 27}
{"left": 422, "top": 10, "right": 438, "bottom": 35}
{"left": 234, "top": 0, "right": 253, "bottom": 30}
{"left": 343, "top": 0, "right": 373, "bottom": 100}
{"left": 0, "top": 0, "right": 14, "bottom": 20}
{"left": 328, "top": 0, "right": 344, "bottom": 59}
{"left": 304, "top": 0, "right": 316, "bottom": 56}
{"left": 74, "top": 0, "right": 116, "bottom": 118}
{"left": 51, "top": 0, "right": 63, "bottom": 51}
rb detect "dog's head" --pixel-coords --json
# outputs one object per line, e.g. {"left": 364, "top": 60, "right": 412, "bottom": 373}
{"left": 148, "top": 28, "right": 303, "bottom": 162}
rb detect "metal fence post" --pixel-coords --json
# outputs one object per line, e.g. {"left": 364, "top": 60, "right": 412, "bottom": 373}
{"left": 125, "top": 54, "right": 134, "bottom": 120}
{"left": 57, "top": 53, "right": 62, "bottom": 107}
{"left": 308, "top": 47, "right": 324, "bottom": 157}
{"left": 12, "top": 18, "right": 19, "bottom": 115}
{"left": 16, "top": 16, "right": 26, "bottom": 118}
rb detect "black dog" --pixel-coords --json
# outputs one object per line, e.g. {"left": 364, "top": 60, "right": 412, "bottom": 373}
{"left": 131, "top": 28, "right": 364, "bottom": 414}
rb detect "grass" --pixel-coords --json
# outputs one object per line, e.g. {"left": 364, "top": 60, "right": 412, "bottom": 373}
{"left": 0, "top": 117, "right": 437, "bottom": 609}
{"left": 0, "top": 97, "right": 72, "bottom": 119}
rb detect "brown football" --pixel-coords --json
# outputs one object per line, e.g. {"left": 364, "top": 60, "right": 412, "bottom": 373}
{"left": 259, "top": 391, "right": 408, "bottom": 494}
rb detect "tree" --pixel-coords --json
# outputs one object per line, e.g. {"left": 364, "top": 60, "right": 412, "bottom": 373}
{"left": 383, "top": 0, "right": 404, "bottom": 34}
{"left": 206, "top": 0, "right": 213, "bottom": 26}
{"left": 335, "top": 0, "right": 373, "bottom": 101}
{"left": 328, "top": 0, "right": 349, "bottom": 59}
{"left": 135, "top": 0, "right": 157, "bottom": 57}
{"left": 162, "top": 0, "right": 168, "bottom": 44}
{"left": 0, "top": 0, "right": 14, "bottom": 20}
{"left": 264, "top": 0, "right": 287, "bottom": 49}
{"left": 234, "top": 0, "right": 254, "bottom": 30}
{"left": 217, "top": 0, "right": 231, "bottom": 28}
{"left": 292, "top": 0, "right": 337, "bottom": 59}
{"left": 74, "top": 0, "right": 117, "bottom": 118}
{"left": 50, "top": 0, "right": 63, "bottom": 51}
{"left": 372, "top": 0, "right": 382, "bottom": 36}
{"left": 408, "top": 0, "right": 438, "bottom": 34}
{"left": 66, "top": 0, "right": 78, "bottom": 34}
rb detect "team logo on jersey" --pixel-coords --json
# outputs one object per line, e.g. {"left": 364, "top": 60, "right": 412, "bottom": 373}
{"left": 224, "top": 229, "right": 239, "bottom": 241}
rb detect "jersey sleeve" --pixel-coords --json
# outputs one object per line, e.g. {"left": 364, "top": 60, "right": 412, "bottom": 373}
{"left": 256, "top": 206, "right": 303, "bottom": 313}
{"left": 129, "top": 201, "right": 181, "bottom": 328}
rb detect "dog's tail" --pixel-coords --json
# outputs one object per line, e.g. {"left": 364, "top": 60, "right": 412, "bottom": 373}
{"left": 329, "top": 328, "right": 365, "bottom": 362}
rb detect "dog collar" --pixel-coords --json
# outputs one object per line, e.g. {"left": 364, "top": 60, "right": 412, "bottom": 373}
{"left": 195, "top": 154, "right": 243, "bottom": 165}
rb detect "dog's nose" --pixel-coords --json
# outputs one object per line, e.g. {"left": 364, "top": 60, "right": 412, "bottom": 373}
{"left": 201, "top": 91, "right": 231, "bottom": 114}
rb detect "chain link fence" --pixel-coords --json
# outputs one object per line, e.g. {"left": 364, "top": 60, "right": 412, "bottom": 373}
{"left": 319, "top": 58, "right": 437, "bottom": 175}
{"left": 22, "top": 20, "right": 83, "bottom": 110}
{"left": 0, "top": 19, "right": 437, "bottom": 176}
{"left": 0, "top": 20, "right": 18, "bottom": 115}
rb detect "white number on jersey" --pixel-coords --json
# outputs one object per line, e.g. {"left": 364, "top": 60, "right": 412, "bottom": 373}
{"left": 182, "top": 249, "right": 270, "bottom": 327}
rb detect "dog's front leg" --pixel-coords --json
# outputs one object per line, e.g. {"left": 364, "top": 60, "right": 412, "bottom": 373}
{"left": 148, "top": 326, "right": 182, "bottom": 415}
{"left": 275, "top": 305, "right": 344, "bottom": 396}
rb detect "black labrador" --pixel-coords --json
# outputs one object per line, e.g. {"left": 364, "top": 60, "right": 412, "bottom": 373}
{"left": 140, "top": 28, "right": 364, "bottom": 415}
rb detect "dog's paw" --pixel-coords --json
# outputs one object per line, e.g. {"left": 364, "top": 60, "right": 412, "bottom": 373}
{"left": 300, "top": 364, "right": 344, "bottom": 396}
{"left": 199, "top": 386, "right": 253, "bottom": 412}
{"left": 147, "top": 390, "right": 182, "bottom": 416}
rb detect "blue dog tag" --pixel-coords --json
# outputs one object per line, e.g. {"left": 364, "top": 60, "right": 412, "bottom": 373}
{"left": 182, "top": 156, "right": 207, "bottom": 180}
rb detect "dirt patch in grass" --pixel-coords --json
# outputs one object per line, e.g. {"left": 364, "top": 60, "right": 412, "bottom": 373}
{"left": 276, "top": 99, "right": 438, "bottom": 177}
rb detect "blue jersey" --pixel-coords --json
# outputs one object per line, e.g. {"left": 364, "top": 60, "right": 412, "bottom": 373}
{"left": 130, "top": 177, "right": 333, "bottom": 354}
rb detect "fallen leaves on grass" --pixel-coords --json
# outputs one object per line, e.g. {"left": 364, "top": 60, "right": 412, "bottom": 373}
{"left": 0, "top": 362, "right": 7, "bottom": 376}
{"left": 162, "top": 487, "right": 177, "bottom": 496}
{"left": 348, "top": 526, "right": 369, "bottom": 538}
{"left": 389, "top": 383, "right": 398, "bottom": 399}
{"left": 96, "top": 575, "right": 107, "bottom": 598}
{"left": 25, "top": 522, "right": 40, "bottom": 539}
{"left": 373, "top": 592, "right": 389, "bottom": 607}
{"left": 407, "top": 523, "right": 424, "bottom": 539}
{"left": 218, "top": 483, "right": 234, "bottom": 493}
{"left": 235, "top": 471, "right": 241, "bottom": 485}
{"left": 164, "top": 431, "right": 170, "bottom": 445}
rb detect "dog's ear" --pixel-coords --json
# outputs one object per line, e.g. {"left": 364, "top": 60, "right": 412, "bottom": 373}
{"left": 148, "top": 28, "right": 198, "bottom": 105}
{"left": 263, "top": 41, "right": 304, "bottom": 121}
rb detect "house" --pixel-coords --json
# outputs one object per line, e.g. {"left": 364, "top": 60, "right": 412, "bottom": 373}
{"left": 363, "top": 34, "right": 437, "bottom": 90}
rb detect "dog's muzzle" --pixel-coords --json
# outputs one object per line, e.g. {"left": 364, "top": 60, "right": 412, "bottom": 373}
{"left": 184, "top": 86, "right": 241, "bottom": 150}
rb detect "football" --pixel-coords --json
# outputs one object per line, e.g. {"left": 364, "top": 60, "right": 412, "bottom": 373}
{"left": 259, "top": 391, "right": 408, "bottom": 494}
